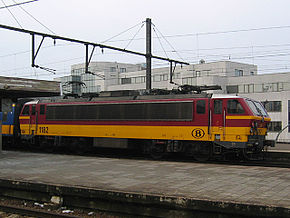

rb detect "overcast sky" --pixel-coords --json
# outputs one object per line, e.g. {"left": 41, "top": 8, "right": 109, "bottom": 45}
{"left": 1, "top": 0, "right": 290, "bottom": 80}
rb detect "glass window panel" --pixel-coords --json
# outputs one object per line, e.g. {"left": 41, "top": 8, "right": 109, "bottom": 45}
{"left": 197, "top": 100, "right": 206, "bottom": 114}
{"left": 227, "top": 100, "right": 245, "bottom": 114}
{"left": 214, "top": 100, "right": 222, "bottom": 114}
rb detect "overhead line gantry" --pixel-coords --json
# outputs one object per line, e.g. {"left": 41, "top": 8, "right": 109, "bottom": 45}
{"left": 0, "top": 19, "right": 189, "bottom": 90}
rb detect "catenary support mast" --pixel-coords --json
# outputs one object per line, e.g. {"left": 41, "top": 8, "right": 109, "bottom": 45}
{"left": 146, "top": 18, "right": 152, "bottom": 90}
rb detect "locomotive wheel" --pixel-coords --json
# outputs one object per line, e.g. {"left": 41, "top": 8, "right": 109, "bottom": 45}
{"left": 149, "top": 141, "right": 166, "bottom": 159}
{"left": 192, "top": 142, "right": 212, "bottom": 161}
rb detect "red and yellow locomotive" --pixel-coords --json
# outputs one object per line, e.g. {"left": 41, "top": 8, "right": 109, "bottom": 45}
{"left": 16, "top": 90, "right": 274, "bottom": 160}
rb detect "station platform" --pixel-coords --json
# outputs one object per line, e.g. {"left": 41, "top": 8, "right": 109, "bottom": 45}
{"left": 0, "top": 151, "right": 289, "bottom": 217}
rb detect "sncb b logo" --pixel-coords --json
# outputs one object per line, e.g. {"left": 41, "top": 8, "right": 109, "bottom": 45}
{"left": 191, "top": 128, "right": 205, "bottom": 139}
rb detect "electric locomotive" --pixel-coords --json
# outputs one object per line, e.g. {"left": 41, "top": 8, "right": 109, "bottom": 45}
{"left": 12, "top": 88, "right": 274, "bottom": 160}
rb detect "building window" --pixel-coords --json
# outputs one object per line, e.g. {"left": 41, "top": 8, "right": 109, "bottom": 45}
{"left": 254, "top": 84, "right": 263, "bottom": 93}
{"left": 173, "top": 73, "right": 181, "bottom": 79}
{"left": 235, "top": 69, "right": 243, "bottom": 76}
{"left": 120, "top": 68, "right": 126, "bottom": 73}
{"left": 110, "top": 67, "right": 116, "bottom": 72}
{"left": 226, "top": 85, "right": 238, "bottom": 94}
{"left": 162, "top": 74, "right": 168, "bottom": 81}
{"left": 153, "top": 75, "right": 161, "bottom": 82}
{"left": 203, "top": 70, "right": 210, "bottom": 76}
{"left": 262, "top": 101, "right": 282, "bottom": 112}
{"left": 121, "top": 78, "right": 131, "bottom": 84}
{"left": 268, "top": 121, "right": 282, "bottom": 132}
{"left": 262, "top": 83, "right": 283, "bottom": 92}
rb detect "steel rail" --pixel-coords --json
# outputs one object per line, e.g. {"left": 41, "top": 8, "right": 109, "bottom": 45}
{"left": 0, "top": 204, "right": 81, "bottom": 218}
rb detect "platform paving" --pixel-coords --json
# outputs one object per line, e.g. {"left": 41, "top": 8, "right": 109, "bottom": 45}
{"left": 0, "top": 151, "right": 289, "bottom": 216}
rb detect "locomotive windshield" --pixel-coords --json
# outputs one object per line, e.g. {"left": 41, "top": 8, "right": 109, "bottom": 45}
{"left": 245, "top": 99, "right": 268, "bottom": 117}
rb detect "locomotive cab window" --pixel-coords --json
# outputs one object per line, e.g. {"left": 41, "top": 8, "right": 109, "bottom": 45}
{"left": 227, "top": 99, "right": 245, "bottom": 114}
{"left": 22, "top": 105, "right": 30, "bottom": 115}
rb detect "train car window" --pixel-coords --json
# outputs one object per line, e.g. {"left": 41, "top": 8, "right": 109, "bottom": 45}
{"left": 214, "top": 100, "right": 222, "bottom": 114}
{"left": 40, "top": 105, "right": 46, "bottom": 115}
{"left": 197, "top": 100, "right": 206, "bottom": 114}
{"left": 227, "top": 100, "right": 245, "bottom": 114}
{"left": 2, "top": 112, "right": 8, "bottom": 122}
{"left": 46, "top": 101, "right": 193, "bottom": 121}
{"left": 22, "top": 105, "right": 30, "bottom": 115}
{"left": 31, "top": 105, "right": 36, "bottom": 115}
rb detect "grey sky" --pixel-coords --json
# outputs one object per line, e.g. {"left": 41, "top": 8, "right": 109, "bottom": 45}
{"left": 1, "top": 0, "right": 290, "bottom": 80}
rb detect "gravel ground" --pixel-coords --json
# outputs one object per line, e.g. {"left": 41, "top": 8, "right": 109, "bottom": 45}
{"left": 0, "top": 197, "right": 122, "bottom": 218}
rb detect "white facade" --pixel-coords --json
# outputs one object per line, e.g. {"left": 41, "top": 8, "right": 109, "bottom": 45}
{"left": 226, "top": 73, "right": 290, "bottom": 143}
{"left": 71, "top": 61, "right": 145, "bottom": 91}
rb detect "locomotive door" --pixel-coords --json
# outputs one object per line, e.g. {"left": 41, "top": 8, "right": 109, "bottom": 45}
{"left": 211, "top": 99, "right": 225, "bottom": 141}
{"left": 29, "top": 104, "right": 37, "bottom": 135}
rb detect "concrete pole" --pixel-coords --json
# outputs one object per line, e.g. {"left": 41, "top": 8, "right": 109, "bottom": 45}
{"left": 146, "top": 18, "right": 152, "bottom": 91}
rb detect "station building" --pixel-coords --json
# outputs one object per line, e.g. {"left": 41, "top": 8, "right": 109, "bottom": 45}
{"left": 0, "top": 76, "right": 60, "bottom": 112}
{"left": 58, "top": 60, "right": 290, "bottom": 143}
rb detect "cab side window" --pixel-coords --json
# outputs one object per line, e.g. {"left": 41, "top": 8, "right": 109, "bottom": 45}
{"left": 2, "top": 112, "right": 8, "bottom": 122}
{"left": 227, "top": 99, "right": 245, "bottom": 114}
{"left": 214, "top": 100, "right": 222, "bottom": 114}
{"left": 197, "top": 100, "right": 206, "bottom": 114}
{"left": 22, "top": 105, "right": 30, "bottom": 115}
{"left": 40, "top": 105, "right": 46, "bottom": 115}
{"left": 31, "top": 105, "right": 36, "bottom": 115}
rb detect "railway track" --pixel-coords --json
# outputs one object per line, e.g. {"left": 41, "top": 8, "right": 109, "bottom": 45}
{"left": 0, "top": 204, "right": 81, "bottom": 218}
{"left": 204, "top": 159, "right": 290, "bottom": 168}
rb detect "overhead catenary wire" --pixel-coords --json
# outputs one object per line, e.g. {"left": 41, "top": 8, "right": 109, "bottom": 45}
{"left": 124, "top": 22, "right": 145, "bottom": 50}
{"left": 3, "top": 48, "right": 290, "bottom": 76}
{"left": 1, "top": 0, "right": 23, "bottom": 28}
{"left": 0, "top": 0, "right": 38, "bottom": 10}
{"left": 152, "top": 26, "right": 169, "bottom": 59}
{"left": 101, "top": 21, "right": 145, "bottom": 44}
{"left": 11, "top": 0, "right": 55, "bottom": 34}
{"left": 152, "top": 22, "right": 185, "bottom": 62}
{"left": 2, "top": 19, "right": 290, "bottom": 79}
{"left": 103, "top": 25, "right": 290, "bottom": 43}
